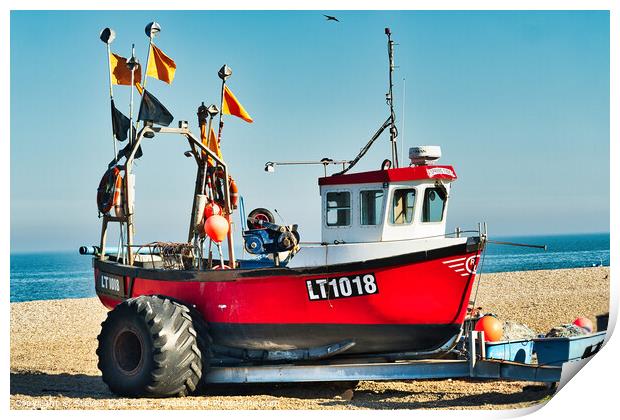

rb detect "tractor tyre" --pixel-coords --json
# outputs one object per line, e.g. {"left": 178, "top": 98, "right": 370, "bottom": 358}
{"left": 179, "top": 300, "right": 213, "bottom": 394}
{"left": 96, "top": 295, "right": 203, "bottom": 397}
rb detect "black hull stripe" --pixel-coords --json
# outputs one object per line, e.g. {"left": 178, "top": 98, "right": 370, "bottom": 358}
{"left": 94, "top": 236, "right": 482, "bottom": 282}
{"left": 208, "top": 323, "right": 462, "bottom": 355}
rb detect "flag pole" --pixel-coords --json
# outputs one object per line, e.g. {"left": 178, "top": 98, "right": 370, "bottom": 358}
{"left": 206, "top": 104, "right": 219, "bottom": 156}
{"left": 127, "top": 44, "right": 138, "bottom": 144}
{"left": 121, "top": 45, "right": 140, "bottom": 264}
{"left": 217, "top": 64, "right": 232, "bottom": 143}
{"left": 216, "top": 64, "right": 234, "bottom": 267}
{"left": 143, "top": 22, "right": 161, "bottom": 93}
{"left": 204, "top": 104, "right": 220, "bottom": 195}
{"left": 100, "top": 28, "right": 118, "bottom": 159}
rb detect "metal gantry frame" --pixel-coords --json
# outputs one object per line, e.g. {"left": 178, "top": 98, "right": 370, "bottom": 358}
{"left": 99, "top": 121, "right": 235, "bottom": 268}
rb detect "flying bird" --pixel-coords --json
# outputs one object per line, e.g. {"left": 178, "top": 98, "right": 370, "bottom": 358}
{"left": 323, "top": 14, "right": 340, "bottom": 22}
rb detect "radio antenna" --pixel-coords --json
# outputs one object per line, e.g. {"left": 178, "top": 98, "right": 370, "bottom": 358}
{"left": 385, "top": 27, "right": 399, "bottom": 168}
{"left": 401, "top": 77, "right": 406, "bottom": 164}
{"left": 335, "top": 28, "right": 399, "bottom": 176}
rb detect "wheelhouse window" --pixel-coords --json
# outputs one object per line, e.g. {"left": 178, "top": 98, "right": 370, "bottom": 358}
{"left": 422, "top": 187, "right": 447, "bottom": 222}
{"left": 360, "top": 190, "right": 384, "bottom": 226}
{"left": 390, "top": 188, "right": 416, "bottom": 225}
{"left": 326, "top": 191, "right": 351, "bottom": 226}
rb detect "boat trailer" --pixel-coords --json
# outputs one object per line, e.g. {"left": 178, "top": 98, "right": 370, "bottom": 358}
{"left": 203, "top": 332, "right": 565, "bottom": 385}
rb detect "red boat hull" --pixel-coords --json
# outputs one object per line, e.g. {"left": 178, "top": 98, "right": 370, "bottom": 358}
{"left": 95, "top": 238, "right": 483, "bottom": 354}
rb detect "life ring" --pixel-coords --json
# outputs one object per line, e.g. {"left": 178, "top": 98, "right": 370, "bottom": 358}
{"left": 97, "top": 166, "right": 123, "bottom": 215}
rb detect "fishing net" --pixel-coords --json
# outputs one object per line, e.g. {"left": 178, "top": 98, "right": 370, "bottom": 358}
{"left": 147, "top": 241, "right": 195, "bottom": 270}
{"left": 545, "top": 324, "right": 588, "bottom": 338}
{"left": 502, "top": 321, "right": 537, "bottom": 341}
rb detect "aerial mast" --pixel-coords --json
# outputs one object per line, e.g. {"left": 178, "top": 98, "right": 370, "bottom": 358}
{"left": 385, "top": 27, "right": 399, "bottom": 168}
{"left": 334, "top": 28, "right": 400, "bottom": 176}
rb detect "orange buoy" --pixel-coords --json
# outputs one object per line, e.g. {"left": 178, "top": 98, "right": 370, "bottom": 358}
{"left": 204, "top": 215, "right": 229, "bottom": 242}
{"left": 573, "top": 317, "right": 593, "bottom": 333}
{"left": 229, "top": 178, "right": 239, "bottom": 208}
{"left": 474, "top": 315, "right": 503, "bottom": 342}
{"left": 204, "top": 202, "right": 222, "bottom": 219}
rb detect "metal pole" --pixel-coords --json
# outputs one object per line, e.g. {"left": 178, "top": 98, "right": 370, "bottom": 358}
{"left": 107, "top": 42, "right": 125, "bottom": 262}
{"left": 401, "top": 77, "right": 406, "bottom": 165}
{"left": 100, "top": 29, "right": 118, "bottom": 159}
{"left": 189, "top": 104, "right": 209, "bottom": 242}
{"left": 217, "top": 81, "right": 225, "bottom": 143}
{"left": 385, "top": 28, "right": 399, "bottom": 168}
{"left": 121, "top": 45, "right": 141, "bottom": 263}
{"left": 143, "top": 22, "right": 160, "bottom": 92}
{"left": 204, "top": 104, "right": 219, "bottom": 196}
{"left": 100, "top": 28, "right": 125, "bottom": 263}
{"left": 217, "top": 65, "right": 232, "bottom": 143}
{"left": 216, "top": 65, "right": 234, "bottom": 267}
{"left": 223, "top": 163, "right": 236, "bottom": 268}
{"left": 218, "top": 243, "right": 225, "bottom": 268}
{"left": 143, "top": 39, "right": 152, "bottom": 92}
{"left": 128, "top": 44, "right": 137, "bottom": 143}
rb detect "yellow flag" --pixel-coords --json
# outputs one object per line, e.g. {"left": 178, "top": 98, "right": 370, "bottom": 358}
{"left": 110, "top": 53, "right": 142, "bottom": 85}
{"left": 200, "top": 124, "right": 223, "bottom": 167}
{"left": 222, "top": 85, "right": 253, "bottom": 123}
{"left": 146, "top": 44, "right": 176, "bottom": 84}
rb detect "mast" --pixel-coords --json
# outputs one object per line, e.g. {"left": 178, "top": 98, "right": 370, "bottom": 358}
{"left": 217, "top": 64, "right": 232, "bottom": 143}
{"left": 215, "top": 64, "right": 236, "bottom": 268}
{"left": 334, "top": 28, "right": 400, "bottom": 176}
{"left": 125, "top": 22, "right": 160, "bottom": 266}
{"left": 127, "top": 44, "right": 138, "bottom": 145}
{"left": 142, "top": 22, "right": 160, "bottom": 92}
{"left": 99, "top": 28, "right": 118, "bottom": 159}
{"left": 385, "top": 27, "right": 399, "bottom": 168}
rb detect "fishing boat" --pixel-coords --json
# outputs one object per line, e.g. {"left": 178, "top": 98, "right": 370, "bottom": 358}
{"left": 93, "top": 154, "right": 484, "bottom": 356}
{"left": 86, "top": 24, "right": 495, "bottom": 396}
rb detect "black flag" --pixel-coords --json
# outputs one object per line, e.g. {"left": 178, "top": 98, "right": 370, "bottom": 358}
{"left": 108, "top": 141, "right": 143, "bottom": 169}
{"left": 138, "top": 89, "right": 174, "bottom": 127}
{"left": 118, "top": 142, "right": 143, "bottom": 161}
{"left": 110, "top": 99, "right": 130, "bottom": 141}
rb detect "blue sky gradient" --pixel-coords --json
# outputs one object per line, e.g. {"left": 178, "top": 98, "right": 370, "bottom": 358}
{"left": 10, "top": 10, "right": 609, "bottom": 252}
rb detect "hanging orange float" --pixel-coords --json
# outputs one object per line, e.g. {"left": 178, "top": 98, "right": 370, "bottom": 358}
{"left": 229, "top": 177, "right": 239, "bottom": 208}
{"left": 204, "top": 214, "right": 230, "bottom": 242}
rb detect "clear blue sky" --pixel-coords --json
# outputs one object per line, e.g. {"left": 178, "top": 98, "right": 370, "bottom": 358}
{"left": 10, "top": 10, "right": 609, "bottom": 253}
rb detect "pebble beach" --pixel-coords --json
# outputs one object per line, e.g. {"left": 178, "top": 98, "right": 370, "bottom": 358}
{"left": 10, "top": 266, "right": 609, "bottom": 410}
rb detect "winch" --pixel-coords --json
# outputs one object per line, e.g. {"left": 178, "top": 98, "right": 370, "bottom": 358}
{"left": 243, "top": 209, "right": 300, "bottom": 264}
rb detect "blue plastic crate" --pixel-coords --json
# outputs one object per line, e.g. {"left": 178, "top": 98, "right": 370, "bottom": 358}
{"left": 533, "top": 331, "right": 606, "bottom": 366}
{"left": 485, "top": 339, "right": 534, "bottom": 364}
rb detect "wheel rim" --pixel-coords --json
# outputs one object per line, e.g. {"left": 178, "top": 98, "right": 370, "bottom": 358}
{"left": 251, "top": 213, "right": 270, "bottom": 229}
{"left": 113, "top": 328, "right": 145, "bottom": 375}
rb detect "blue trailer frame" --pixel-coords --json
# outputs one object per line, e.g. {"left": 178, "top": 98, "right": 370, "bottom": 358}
{"left": 203, "top": 332, "right": 564, "bottom": 384}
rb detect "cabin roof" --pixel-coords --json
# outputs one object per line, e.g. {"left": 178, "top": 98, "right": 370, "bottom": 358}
{"left": 318, "top": 165, "right": 457, "bottom": 186}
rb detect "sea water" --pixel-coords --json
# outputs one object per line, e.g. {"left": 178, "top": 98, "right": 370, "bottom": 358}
{"left": 10, "top": 233, "right": 610, "bottom": 303}
{"left": 482, "top": 233, "right": 610, "bottom": 273}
